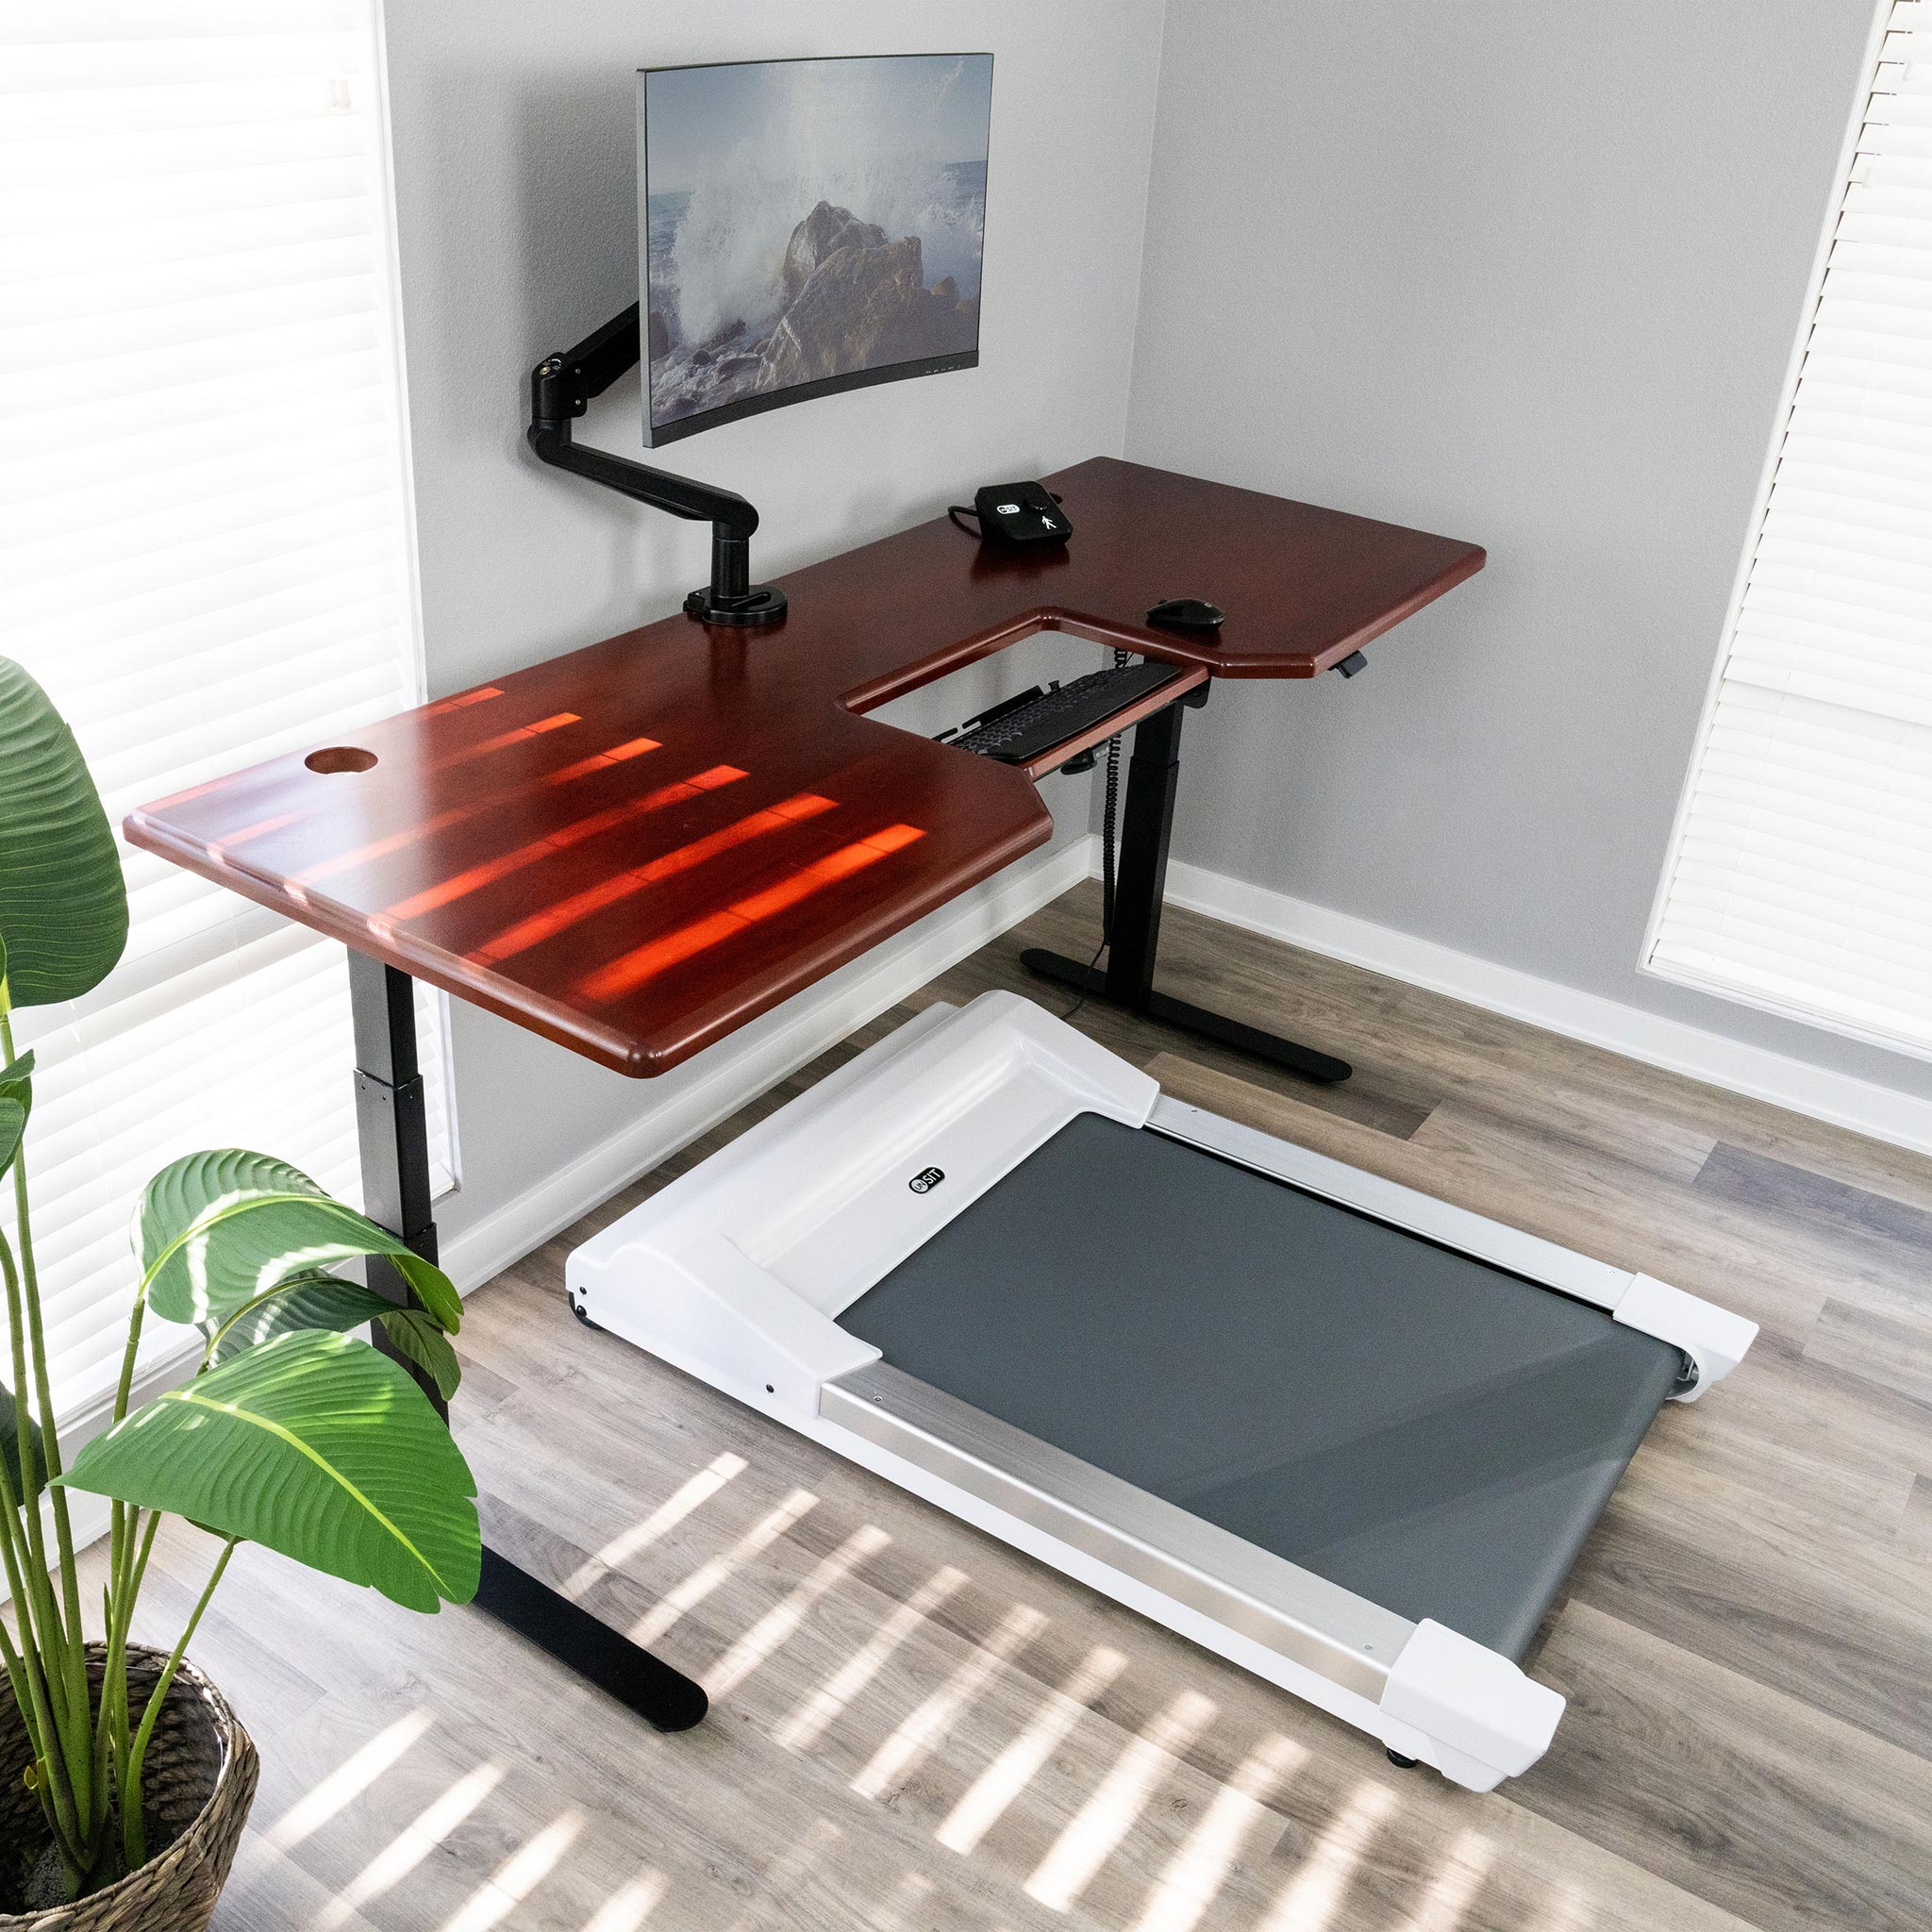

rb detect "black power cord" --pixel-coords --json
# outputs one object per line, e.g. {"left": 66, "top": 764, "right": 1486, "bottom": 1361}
{"left": 1058, "top": 646, "right": 1131, "bottom": 1024}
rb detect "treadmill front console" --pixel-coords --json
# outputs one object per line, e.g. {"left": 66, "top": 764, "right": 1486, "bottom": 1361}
{"left": 569, "top": 991, "right": 1756, "bottom": 1790}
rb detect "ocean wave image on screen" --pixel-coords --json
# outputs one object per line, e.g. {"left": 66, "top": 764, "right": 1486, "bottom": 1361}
{"left": 641, "top": 55, "right": 991, "bottom": 432}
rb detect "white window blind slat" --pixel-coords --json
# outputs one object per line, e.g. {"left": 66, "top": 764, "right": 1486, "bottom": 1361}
{"left": 0, "top": 400, "right": 394, "bottom": 508}
{"left": 1790, "top": 387, "right": 1932, "bottom": 440}
{"left": 1, "top": 3, "right": 457, "bottom": 1422}
{"left": 1782, "top": 425, "right": 1932, "bottom": 484}
{"left": 1851, "top": 150, "right": 1932, "bottom": 190}
{"left": 1762, "top": 503, "right": 1932, "bottom": 567}
{"left": 1649, "top": 2, "right": 1932, "bottom": 1058}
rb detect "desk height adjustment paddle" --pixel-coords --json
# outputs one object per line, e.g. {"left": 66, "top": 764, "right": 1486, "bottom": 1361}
{"left": 347, "top": 951, "right": 708, "bottom": 1732}
{"left": 1022, "top": 695, "right": 1355, "bottom": 1085}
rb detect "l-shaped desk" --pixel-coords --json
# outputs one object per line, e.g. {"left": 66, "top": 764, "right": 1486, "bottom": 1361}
{"left": 124, "top": 456, "right": 1485, "bottom": 1728}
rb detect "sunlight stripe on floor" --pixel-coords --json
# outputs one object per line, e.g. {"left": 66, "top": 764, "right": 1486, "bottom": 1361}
{"left": 1532, "top": 1883, "right": 1592, "bottom": 1931}
{"left": 629, "top": 1488, "right": 817, "bottom": 1645}
{"left": 1132, "top": 1732, "right": 1307, "bottom": 1932}
{"left": 1024, "top": 1690, "right": 1218, "bottom": 1911}
{"left": 440, "top": 1811, "right": 583, "bottom": 1932}
{"left": 705, "top": 1524, "right": 891, "bottom": 1696}
{"left": 567, "top": 1453, "right": 746, "bottom": 1596}
{"left": 851, "top": 1603, "right": 1046, "bottom": 1801}
{"left": 1256, "top": 1781, "right": 1394, "bottom": 1932}
{"left": 1396, "top": 1827, "right": 1494, "bottom": 1931}
{"left": 937, "top": 1645, "right": 1128, "bottom": 1855}
{"left": 316, "top": 1763, "right": 505, "bottom": 1930}
{"left": 777, "top": 1564, "right": 968, "bottom": 1751}
{"left": 268, "top": 1710, "right": 431, "bottom": 1850}
{"left": 870, "top": 1874, "right": 936, "bottom": 1932}
{"left": 581, "top": 1874, "right": 668, "bottom": 1932}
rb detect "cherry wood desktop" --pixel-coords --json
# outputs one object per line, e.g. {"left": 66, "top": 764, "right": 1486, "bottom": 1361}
{"left": 125, "top": 458, "right": 1483, "bottom": 1078}
{"left": 122, "top": 454, "right": 1483, "bottom": 1732}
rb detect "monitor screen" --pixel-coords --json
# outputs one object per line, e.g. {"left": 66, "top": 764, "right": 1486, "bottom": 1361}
{"left": 637, "top": 53, "right": 991, "bottom": 446}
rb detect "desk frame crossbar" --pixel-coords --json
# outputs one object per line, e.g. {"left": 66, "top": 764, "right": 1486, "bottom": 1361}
{"left": 1022, "top": 696, "right": 1354, "bottom": 1085}
{"left": 347, "top": 950, "right": 708, "bottom": 1732}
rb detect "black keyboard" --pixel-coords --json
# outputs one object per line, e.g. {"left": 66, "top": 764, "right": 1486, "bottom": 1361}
{"left": 946, "top": 662, "right": 1185, "bottom": 764}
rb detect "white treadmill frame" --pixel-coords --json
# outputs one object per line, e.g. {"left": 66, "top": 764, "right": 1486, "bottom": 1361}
{"left": 567, "top": 991, "right": 1756, "bottom": 1790}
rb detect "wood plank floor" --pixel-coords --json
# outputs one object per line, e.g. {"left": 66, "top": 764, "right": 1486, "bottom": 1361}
{"left": 115, "top": 882, "right": 1932, "bottom": 1931}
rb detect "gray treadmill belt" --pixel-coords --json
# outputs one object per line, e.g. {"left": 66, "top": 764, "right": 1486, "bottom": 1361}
{"left": 839, "top": 1112, "right": 1681, "bottom": 1659}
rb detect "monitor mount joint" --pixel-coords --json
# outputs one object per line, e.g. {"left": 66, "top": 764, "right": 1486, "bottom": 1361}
{"left": 527, "top": 305, "right": 787, "bottom": 628}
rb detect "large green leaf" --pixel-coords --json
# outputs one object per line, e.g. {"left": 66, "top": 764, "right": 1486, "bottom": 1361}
{"left": 375, "top": 1307, "right": 461, "bottom": 1404}
{"left": 0, "top": 1379, "right": 44, "bottom": 1501}
{"left": 59, "top": 1329, "right": 479, "bottom": 1611}
{"left": 0, "top": 1035, "right": 29, "bottom": 1180}
{"left": 1, "top": 1050, "right": 33, "bottom": 1180}
{"left": 206, "top": 1272, "right": 462, "bottom": 1401}
{"left": 205, "top": 1273, "right": 396, "bottom": 1365}
{"left": 0, "top": 1047, "right": 31, "bottom": 1112}
{"left": 0, "top": 658, "right": 128, "bottom": 1009}
{"left": 138, "top": 1149, "right": 461, "bottom": 1332}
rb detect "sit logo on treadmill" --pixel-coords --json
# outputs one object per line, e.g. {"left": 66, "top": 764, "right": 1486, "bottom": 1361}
{"left": 908, "top": 1166, "right": 945, "bottom": 1195}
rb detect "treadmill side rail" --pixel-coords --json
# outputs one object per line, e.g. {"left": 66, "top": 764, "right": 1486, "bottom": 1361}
{"left": 821, "top": 1360, "right": 1411, "bottom": 1700}
{"left": 1148, "top": 1094, "right": 1759, "bottom": 1406}
{"left": 1147, "top": 1095, "right": 1636, "bottom": 1308}
{"left": 820, "top": 1360, "right": 1562, "bottom": 1792}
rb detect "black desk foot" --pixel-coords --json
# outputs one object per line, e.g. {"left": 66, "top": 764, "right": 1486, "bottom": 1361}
{"left": 349, "top": 956, "right": 708, "bottom": 1735}
{"left": 475, "top": 1545, "right": 708, "bottom": 1731}
{"left": 1021, "top": 948, "right": 1353, "bottom": 1085}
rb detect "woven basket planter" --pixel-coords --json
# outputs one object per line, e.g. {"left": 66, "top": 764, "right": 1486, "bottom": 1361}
{"left": 0, "top": 1645, "right": 257, "bottom": 1931}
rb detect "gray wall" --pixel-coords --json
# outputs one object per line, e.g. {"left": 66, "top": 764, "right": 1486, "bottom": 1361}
{"left": 1125, "top": 0, "right": 1929, "bottom": 1096}
{"left": 379, "top": 2, "right": 1168, "bottom": 1242}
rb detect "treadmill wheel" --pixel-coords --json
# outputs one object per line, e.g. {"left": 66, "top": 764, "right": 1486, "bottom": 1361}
{"left": 1386, "top": 1750, "right": 1419, "bottom": 1770}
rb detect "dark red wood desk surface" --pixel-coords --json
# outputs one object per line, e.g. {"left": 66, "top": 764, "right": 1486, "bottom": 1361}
{"left": 124, "top": 458, "right": 1483, "bottom": 1076}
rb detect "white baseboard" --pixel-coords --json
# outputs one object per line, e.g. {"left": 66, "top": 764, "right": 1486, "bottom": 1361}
{"left": 440, "top": 833, "right": 1101, "bottom": 1292}
{"left": 1161, "top": 857, "right": 1932, "bottom": 1158}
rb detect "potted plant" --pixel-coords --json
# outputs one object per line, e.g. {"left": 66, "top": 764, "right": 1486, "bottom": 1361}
{"left": 0, "top": 655, "right": 481, "bottom": 1922}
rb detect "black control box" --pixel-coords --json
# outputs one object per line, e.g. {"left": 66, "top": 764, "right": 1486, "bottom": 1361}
{"left": 973, "top": 480, "right": 1072, "bottom": 546}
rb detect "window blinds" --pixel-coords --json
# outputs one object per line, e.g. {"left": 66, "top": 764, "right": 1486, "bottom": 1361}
{"left": 1647, "top": 0, "right": 1932, "bottom": 1058}
{"left": 0, "top": 1, "right": 454, "bottom": 1418}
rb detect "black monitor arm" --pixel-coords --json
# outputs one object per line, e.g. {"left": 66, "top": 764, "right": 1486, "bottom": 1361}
{"left": 526, "top": 305, "right": 787, "bottom": 627}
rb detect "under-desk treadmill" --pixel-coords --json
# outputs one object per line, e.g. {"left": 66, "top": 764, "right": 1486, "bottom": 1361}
{"left": 569, "top": 992, "right": 1755, "bottom": 1789}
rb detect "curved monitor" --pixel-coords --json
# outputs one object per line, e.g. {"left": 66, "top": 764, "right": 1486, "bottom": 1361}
{"left": 638, "top": 54, "right": 991, "bottom": 447}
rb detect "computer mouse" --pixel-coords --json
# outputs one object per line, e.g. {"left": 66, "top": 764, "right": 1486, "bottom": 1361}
{"left": 1147, "top": 596, "right": 1224, "bottom": 630}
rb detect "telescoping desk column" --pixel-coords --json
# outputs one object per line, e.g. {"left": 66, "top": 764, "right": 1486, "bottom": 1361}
{"left": 121, "top": 457, "right": 1488, "bottom": 1726}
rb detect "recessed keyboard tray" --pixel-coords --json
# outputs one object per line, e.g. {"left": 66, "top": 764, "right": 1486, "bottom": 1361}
{"left": 948, "top": 662, "right": 1190, "bottom": 765}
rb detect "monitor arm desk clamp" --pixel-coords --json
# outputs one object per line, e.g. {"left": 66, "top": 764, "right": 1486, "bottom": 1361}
{"left": 123, "top": 457, "right": 1510, "bottom": 1747}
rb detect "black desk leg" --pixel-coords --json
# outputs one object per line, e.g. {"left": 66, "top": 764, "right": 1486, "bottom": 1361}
{"left": 347, "top": 951, "right": 708, "bottom": 1733}
{"left": 1022, "top": 700, "right": 1354, "bottom": 1085}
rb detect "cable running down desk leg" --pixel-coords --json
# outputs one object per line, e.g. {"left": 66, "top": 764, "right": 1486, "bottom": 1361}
{"left": 347, "top": 951, "right": 708, "bottom": 1733}
{"left": 1021, "top": 698, "right": 1353, "bottom": 1086}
